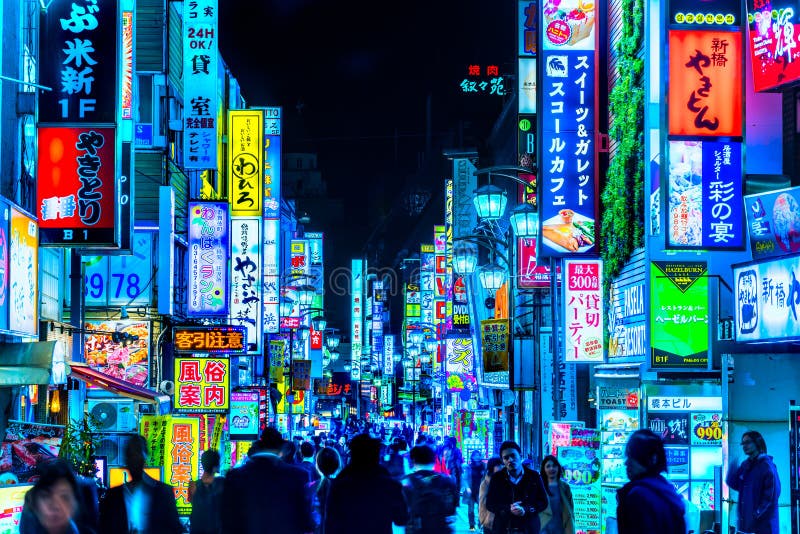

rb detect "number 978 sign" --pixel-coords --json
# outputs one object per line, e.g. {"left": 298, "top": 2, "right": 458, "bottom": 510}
{"left": 691, "top": 413, "right": 723, "bottom": 445}
{"left": 82, "top": 232, "right": 154, "bottom": 306}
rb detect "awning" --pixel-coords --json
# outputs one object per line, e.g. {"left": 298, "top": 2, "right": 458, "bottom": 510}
{"left": 69, "top": 363, "right": 171, "bottom": 415}
{"left": 0, "top": 341, "right": 61, "bottom": 386}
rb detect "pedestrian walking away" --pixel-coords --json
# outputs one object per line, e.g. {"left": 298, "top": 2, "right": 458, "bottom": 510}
{"left": 465, "top": 449, "right": 487, "bottom": 531}
{"left": 188, "top": 449, "right": 224, "bottom": 534}
{"left": 725, "top": 430, "right": 781, "bottom": 534}
{"left": 403, "top": 444, "right": 459, "bottom": 534}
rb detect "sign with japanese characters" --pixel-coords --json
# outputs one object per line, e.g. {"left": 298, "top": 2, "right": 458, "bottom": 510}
{"left": 0, "top": 200, "right": 9, "bottom": 332}
{"left": 182, "top": 0, "right": 218, "bottom": 169}
{"left": 559, "top": 446, "right": 602, "bottom": 531}
{"left": 262, "top": 218, "right": 279, "bottom": 333}
{"left": 229, "top": 217, "right": 261, "bottom": 353}
{"left": 747, "top": 0, "right": 800, "bottom": 92}
{"left": 445, "top": 336, "right": 477, "bottom": 393}
{"left": 691, "top": 412, "right": 723, "bottom": 445}
{"left": 9, "top": 208, "right": 38, "bottom": 337}
{"left": 164, "top": 416, "right": 200, "bottom": 515}
{"left": 563, "top": 259, "right": 604, "bottom": 362}
{"left": 668, "top": 30, "right": 743, "bottom": 137}
{"left": 744, "top": 186, "right": 800, "bottom": 259}
{"left": 453, "top": 158, "right": 477, "bottom": 240}
{"left": 669, "top": 0, "right": 741, "bottom": 26}
{"left": 383, "top": 334, "right": 395, "bottom": 376}
{"left": 84, "top": 320, "right": 150, "bottom": 386}
{"left": 519, "top": 59, "right": 537, "bottom": 113}
{"left": 647, "top": 395, "right": 722, "bottom": 412}
{"left": 174, "top": 357, "right": 230, "bottom": 413}
{"left": 481, "top": 319, "right": 509, "bottom": 373}
{"left": 172, "top": 326, "right": 246, "bottom": 354}
{"left": 268, "top": 340, "right": 285, "bottom": 381}
{"left": 187, "top": 202, "right": 229, "bottom": 317}
{"left": 229, "top": 391, "right": 260, "bottom": 440}
{"left": 519, "top": 1, "right": 539, "bottom": 55}
{"left": 39, "top": 0, "right": 118, "bottom": 123}
{"left": 262, "top": 107, "right": 282, "bottom": 219}
{"left": 734, "top": 254, "right": 800, "bottom": 342}
{"left": 228, "top": 110, "right": 263, "bottom": 216}
{"left": 292, "top": 359, "right": 311, "bottom": 391}
{"left": 650, "top": 262, "right": 709, "bottom": 368}
{"left": 420, "top": 245, "right": 435, "bottom": 324}
{"left": 458, "top": 65, "right": 507, "bottom": 95}
{"left": 648, "top": 412, "right": 691, "bottom": 445}
{"left": 37, "top": 127, "right": 118, "bottom": 246}
{"left": 539, "top": 22, "right": 598, "bottom": 257}
{"left": 351, "top": 258, "right": 363, "bottom": 381}
{"left": 667, "top": 140, "right": 744, "bottom": 249}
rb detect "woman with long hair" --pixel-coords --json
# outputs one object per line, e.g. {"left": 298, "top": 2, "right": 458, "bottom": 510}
{"left": 539, "top": 455, "right": 575, "bottom": 534}
{"left": 477, "top": 456, "right": 503, "bottom": 533}
{"left": 313, "top": 446, "right": 341, "bottom": 534}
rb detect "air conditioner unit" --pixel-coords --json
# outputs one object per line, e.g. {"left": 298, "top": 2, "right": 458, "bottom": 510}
{"left": 93, "top": 433, "right": 133, "bottom": 467}
{"left": 88, "top": 398, "right": 137, "bottom": 433}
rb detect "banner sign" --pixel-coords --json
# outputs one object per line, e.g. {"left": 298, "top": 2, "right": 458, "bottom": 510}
{"left": 383, "top": 334, "right": 395, "bottom": 376}
{"left": 668, "top": 29, "right": 743, "bottom": 137}
{"left": 39, "top": 0, "right": 118, "bottom": 123}
{"left": 481, "top": 319, "right": 509, "bottom": 373}
{"left": 445, "top": 337, "right": 477, "bottom": 393}
{"left": 607, "top": 276, "right": 647, "bottom": 360}
{"left": 650, "top": 262, "right": 709, "bottom": 368}
{"left": 182, "top": 0, "right": 218, "bottom": 169}
{"left": 453, "top": 158, "right": 477, "bottom": 239}
{"left": 735, "top": 254, "right": 800, "bottom": 342}
{"left": 269, "top": 340, "right": 285, "bottom": 382}
{"left": 263, "top": 107, "right": 282, "bottom": 219}
{"left": 420, "top": 245, "right": 435, "bottom": 324}
{"left": 230, "top": 218, "right": 261, "bottom": 353}
{"left": 84, "top": 320, "right": 150, "bottom": 386}
{"left": 563, "top": 259, "right": 604, "bottom": 362}
{"left": 37, "top": 127, "right": 118, "bottom": 246}
{"left": 173, "top": 326, "right": 246, "bottom": 354}
{"left": 228, "top": 110, "right": 263, "bottom": 216}
{"left": 351, "top": 259, "right": 363, "bottom": 381}
{"left": 230, "top": 391, "right": 260, "bottom": 440}
{"left": 188, "top": 202, "right": 229, "bottom": 317}
{"left": 747, "top": 1, "right": 800, "bottom": 92}
{"left": 0, "top": 200, "right": 9, "bottom": 332}
{"left": 165, "top": 416, "right": 200, "bottom": 515}
{"left": 262, "top": 218, "right": 279, "bottom": 333}
{"left": 559, "top": 446, "right": 602, "bottom": 531}
{"left": 9, "top": 208, "right": 38, "bottom": 336}
{"left": 668, "top": 140, "right": 744, "bottom": 249}
{"left": 744, "top": 186, "right": 800, "bottom": 259}
{"left": 292, "top": 359, "right": 311, "bottom": 391}
{"left": 174, "top": 357, "right": 230, "bottom": 413}
{"left": 669, "top": 0, "right": 741, "bottom": 26}
{"left": 519, "top": 1, "right": 538, "bottom": 56}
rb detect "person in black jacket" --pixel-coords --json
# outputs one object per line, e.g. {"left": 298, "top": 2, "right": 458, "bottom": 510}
{"left": 725, "top": 430, "right": 781, "bottom": 534}
{"left": 616, "top": 429, "right": 686, "bottom": 534}
{"left": 485, "top": 441, "right": 549, "bottom": 534}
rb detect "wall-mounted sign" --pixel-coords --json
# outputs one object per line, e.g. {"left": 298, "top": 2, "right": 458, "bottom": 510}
{"left": 563, "top": 260, "right": 604, "bottom": 362}
{"left": 744, "top": 186, "right": 800, "bottom": 259}
{"left": 174, "top": 358, "right": 230, "bottom": 413}
{"left": 670, "top": 0, "right": 741, "bottom": 26}
{"left": 747, "top": 1, "right": 800, "bottom": 92}
{"left": 597, "top": 387, "right": 640, "bottom": 410}
{"left": 187, "top": 202, "right": 229, "bottom": 317}
{"left": 650, "top": 262, "right": 709, "bottom": 368}
{"left": 351, "top": 258, "right": 363, "bottom": 381}
{"left": 667, "top": 140, "right": 743, "bottom": 249}
{"left": 164, "top": 416, "right": 200, "bottom": 516}
{"left": 228, "top": 110, "right": 263, "bottom": 216}
{"left": 262, "top": 218, "right": 279, "bottom": 333}
{"left": 37, "top": 127, "right": 118, "bottom": 247}
{"left": 292, "top": 359, "right": 311, "bottom": 391}
{"left": 445, "top": 337, "right": 477, "bottom": 393}
{"left": 229, "top": 391, "right": 260, "bottom": 440}
{"left": 173, "top": 326, "right": 246, "bottom": 354}
{"left": 262, "top": 107, "right": 282, "bottom": 219}
{"left": 518, "top": 59, "right": 537, "bottom": 114}
{"left": 668, "top": 30, "right": 743, "bottom": 137}
{"left": 735, "top": 254, "right": 800, "bottom": 342}
{"left": 82, "top": 232, "right": 154, "bottom": 306}
{"left": 39, "top": 0, "right": 118, "bottom": 123}
{"left": 84, "top": 320, "right": 150, "bottom": 386}
{"left": 607, "top": 275, "right": 647, "bottom": 360}
{"left": 691, "top": 413, "right": 723, "bottom": 445}
{"left": 519, "top": 1, "right": 538, "bottom": 56}
{"left": 9, "top": 208, "right": 37, "bottom": 336}
{"left": 383, "top": 334, "right": 395, "bottom": 376}
{"left": 481, "top": 319, "right": 509, "bottom": 373}
{"left": 0, "top": 200, "right": 9, "bottom": 332}
{"left": 458, "top": 64, "right": 507, "bottom": 95}
{"left": 229, "top": 218, "right": 261, "bottom": 353}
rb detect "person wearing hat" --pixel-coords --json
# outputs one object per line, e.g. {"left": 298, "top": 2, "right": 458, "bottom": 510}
{"left": 616, "top": 429, "right": 686, "bottom": 534}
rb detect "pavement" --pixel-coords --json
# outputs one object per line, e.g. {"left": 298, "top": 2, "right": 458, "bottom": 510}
{"left": 392, "top": 502, "right": 477, "bottom": 533}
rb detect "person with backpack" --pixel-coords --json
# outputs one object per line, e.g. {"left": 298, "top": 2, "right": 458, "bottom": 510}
{"left": 465, "top": 450, "right": 487, "bottom": 531}
{"left": 403, "top": 444, "right": 459, "bottom": 534}
{"left": 188, "top": 449, "right": 225, "bottom": 534}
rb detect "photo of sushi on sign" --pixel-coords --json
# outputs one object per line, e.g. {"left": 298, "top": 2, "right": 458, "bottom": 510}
{"left": 84, "top": 321, "right": 150, "bottom": 387}
{"left": 543, "top": 0, "right": 596, "bottom": 50}
{"left": 542, "top": 209, "right": 595, "bottom": 253}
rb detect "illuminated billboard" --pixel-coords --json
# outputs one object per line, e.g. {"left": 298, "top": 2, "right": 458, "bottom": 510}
{"left": 230, "top": 217, "right": 262, "bottom": 353}
{"left": 174, "top": 358, "right": 231, "bottom": 413}
{"left": 747, "top": 1, "right": 800, "bottom": 92}
{"left": 9, "top": 208, "right": 38, "bottom": 336}
{"left": 173, "top": 326, "right": 246, "bottom": 354}
{"left": 735, "top": 254, "right": 800, "bottom": 342}
{"left": 228, "top": 110, "right": 264, "bottom": 216}
{"left": 183, "top": 0, "right": 218, "bottom": 168}
{"left": 563, "top": 260, "right": 604, "bottom": 362}
{"left": 187, "top": 202, "right": 229, "bottom": 317}
{"left": 744, "top": 186, "right": 800, "bottom": 259}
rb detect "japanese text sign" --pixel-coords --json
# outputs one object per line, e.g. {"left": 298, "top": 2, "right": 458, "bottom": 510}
{"left": 734, "top": 254, "right": 800, "bottom": 342}
{"left": 559, "top": 446, "right": 602, "bottom": 530}
{"left": 481, "top": 319, "right": 509, "bottom": 373}
{"left": 174, "top": 358, "right": 230, "bottom": 413}
{"left": 173, "top": 326, "right": 246, "bottom": 354}
{"left": 182, "top": 0, "right": 218, "bottom": 169}
{"left": 139, "top": 415, "right": 168, "bottom": 466}
{"left": 669, "top": 0, "right": 741, "bottom": 26}
{"left": 39, "top": 0, "right": 118, "bottom": 123}
{"left": 262, "top": 218, "right": 279, "bottom": 333}
{"left": 519, "top": 1, "right": 539, "bottom": 56}
{"left": 262, "top": 107, "right": 282, "bottom": 218}
{"left": 9, "top": 208, "right": 38, "bottom": 336}
{"left": 351, "top": 258, "right": 363, "bottom": 372}
{"left": 292, "top": 359, "right": 311, "bottom": 391}
{"left": 647, "top": 395, "right": 721, "bottom": 412}
{"left": 668, "top": 30, "right": 743, "bottom": 137}
{"left": 445, "top": 337, "right": 477, "bottom": 393}
{"left": 747, "top": 0, "right": 800, "bottom": 92}
{"left": 744, "top": 186, "right": 800, "bottom": 259}
{"left": 229, "top": 217, "right": 261, "bottom": 353}
{"left": 37, "top": 127, "right": 118, "bottom": 247}
{"left": 563, "top": 260, "right": 604, "bottom": 362}
{"left": 229, "top": 391, "right": 260, "bottom": 440}
{"left": 164, "top": 417, "right": 199, "bottom": 515}
{"left": 0, "top": 199, "right": 10, "bottom": 332}
{"left": 84, "top": 320, "right": 150, "bottom": 386}
{"left": 650, "top": 262, "right": 709, "bottom": 368}
{"left": 187, "top": 202, "right": 229, "bottom": 317}
{"left": 228, "top": 110, "right": 263, "bottom": 216}
{"left": 667, "top": 140, "right": 744, "bottom": 249}
{"left": 82, "top": 232, "right": 154, "bottom": 306}
{"left": 459, "top": 64, "right": 506, "bottom": 95}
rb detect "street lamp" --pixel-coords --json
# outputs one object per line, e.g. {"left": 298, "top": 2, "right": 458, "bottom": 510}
{"left": 325, "top": 330, "right": 341, "bottom": 351}
{"left": 296, "top": 285, "right": 316, "bottom": 307}
{"left": 409, "top": 329, "right": 425, "bottom": 346}
{"left": 473, "top": 184, "right": 508, "bottom": 220}
{"left": 478, "top": 261, "right": 507, "bottom": 295}
{"left": 311, "top": 315, "right": 327, "bottom": 332}
{"left": 509, "top": 202, "right": 540, "bottom": 239}
{"left": 453, "top": 243, "right": 479, "bottom": 276}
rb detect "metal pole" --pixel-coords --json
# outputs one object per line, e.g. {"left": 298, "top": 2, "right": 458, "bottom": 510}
{"left": 507, "top": 230, "right": 516, "bottom": 443}
{"left": 550, "top": 256, "right": 561, "bottom": 421}
{"left": 288, "top": 328, "right": 294, "bottom": 440}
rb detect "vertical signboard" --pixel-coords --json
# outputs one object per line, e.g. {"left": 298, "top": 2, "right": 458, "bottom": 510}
{"left": 0, "top": 201, "right": 9, "bottom": 332}
{"left": 434, "top": 225, "right": 447, "bottom": 326}
{"left": 420, "top": 244, "right": 435, "bottom": 325}
{"left": 559, "top": 445, "right": 602, "bottom": 532}
{"left": 230, "top": 218, "right": 262, "bottom": 354}
{"left": 183, "top": 0, "right": 218, "bottom": 169}
{"left": 39, "top": 0, "right": 118, "bottom": 123}
{"left": 9, "top": 208, "right": 38, "bottom": 336}
{"left": 563, "top": 259, "right": 604, "bottom": 362}
{"left": 445, "top": 337, "right": 477, "bottom": 393}
{"left": 174, "top": 358, "right": 230, "bottom": 413}
{"left": 453, "top": 159, "right": 477, "bottom": 239}
{"left": 481, "top": 319, "right": 510, "bottom": 373}
{"left": 228, "top": 110, "right": 264, "bottom": 216}
{"left": 165, "top": 416, "right": 200, "bottom": 516}
{"left": 445, "top": 181, "right": 455, "bottom": 332}
{"left": 650, "top": 262, "right": 709, "bottom": 369}
{"left": 262, "top": 107, "right": 282, "bottom": 219}
{"left": 262, "top": 218, "right": 279, "bottom": 333}
{"left": 351, "top": 258, "right": 363, "bottom": 381}
{"left": 539, "top": 0, "right": 598, "bottom": 257}
{"left": 37, "top": 127, "right": 118, "bottom": 246}
{"left": 744, "top": 186, "right": 800, "bottom": 259}
{"left": 187, "top": 202, "right": 229, "bottom": 317}
{"left": 747, "top": 1, "right": 800, "bottom": 92}
{"left": 383, "top": 334, "right": 395, "bottom": 376}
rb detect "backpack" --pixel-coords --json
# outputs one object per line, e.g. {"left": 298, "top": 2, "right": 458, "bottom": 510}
{"left": 406, "top": 471, "right": 456, "bottom": 531}
{"left": 190, "top": 477, "right": 224, "bottom": 533}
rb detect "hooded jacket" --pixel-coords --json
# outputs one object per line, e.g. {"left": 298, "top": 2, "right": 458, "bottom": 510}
{"left": 616, "top": 474, "right": 686, "bottom": 534}
{"left": 725, "top": 453, "right": 781, "bottom": 534}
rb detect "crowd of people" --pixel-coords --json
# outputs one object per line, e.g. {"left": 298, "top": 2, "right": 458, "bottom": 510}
{"left": 16, "top": 421, "right": 782, "bottom": 534}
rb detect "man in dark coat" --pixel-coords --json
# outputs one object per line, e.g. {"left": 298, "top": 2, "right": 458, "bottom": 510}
{"left": 726, "top": 430, "right": 781, "bottom": 534}
{"left": 616, "top": 429, "right": 686, "bottom": 534}
{"left": 325, "top": 433, "right": 409, "bottom": 534}
{"left": 221, "top": 427, "right": 315, "bottom": 534}
{"left": 485, "top": 441, "right": 549, "bottom": 534}
{"left": 98, "top": 435, "right": 183, "bottom": 534}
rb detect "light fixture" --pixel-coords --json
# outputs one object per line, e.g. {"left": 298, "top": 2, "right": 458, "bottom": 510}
{"left": 325, "top": 332, "right": 341, "bottom": 351}
{"left": 409, "top": 329, "right": 424, "bottom": 346}
{"left": 424, "top": 338, "right": 438, "bottom": 354}
{"left": 473, "top": 184, "right": 508, "bottom": 220}
{"left": 279, "top": 297, "right": 295, "bottom": 317}
{"left": 408, "top": 345, "right": 421, "bottom": 359}
{"left": 478, "top": 261, "right": 506, "bottom": 294}
{"left": 49, "top": 388, "right": 61, "bottom": 414}
{"left": 403, "top": 359, "right": 413, "bottom": 369}
{"left": 322, "top": 355, "right": 331, "bottom": 367}
{"left": 343, "top": 361, "right": 352, "bottom": 373}
{"left": 453, "top": 243, "right": 478, "bottom": 275}
{"left": 296, "top": 285, "right": 316, "bottom": 307}
{"left": 311, "top": 315, "right": 326, "bottom": 332}
{"left": 509, "top": 202, "right": 540, "bottom": 238}
{"left": 392, "top": 354, "right": 402, "bottom": 363}
{"left": 329, "top": 350, "right": 339, "bottom": 361}
{"left": 296, "top": 325, "right": 310, "bottom": 343}
{"left": 360, "top": 354, "right": 371, "bottom": 365}
{"left": 323, "top": 369, "right": 333, "bottom": 378}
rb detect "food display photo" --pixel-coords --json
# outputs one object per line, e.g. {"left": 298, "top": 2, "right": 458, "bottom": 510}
{"left": 84, "top": 320, "right": 150, "bottom": 387}
{"left": 543, "top": 0, "right": 596, "bottom": 50}
{"left": 0, "top": 421, "right": 64, "bottom": 485}
{"left": 542, "top": 208, "right": 595, "bottom": 253}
